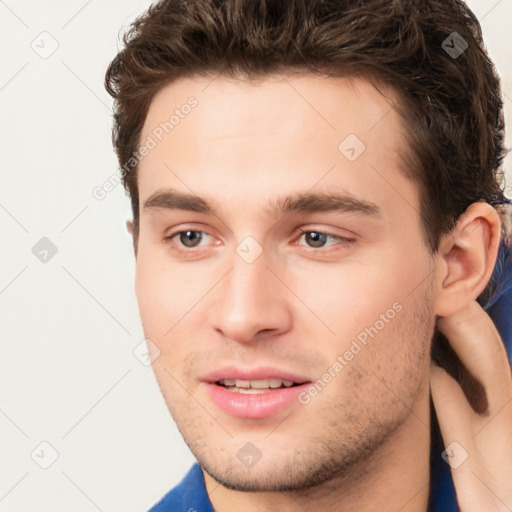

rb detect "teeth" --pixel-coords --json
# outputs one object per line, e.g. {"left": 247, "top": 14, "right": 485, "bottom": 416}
{"left": 269, "top": 379, "right": 283, "bottom": 388}
{"left": 248, "top": 379, "right": 273, "bottom": 389}
{"left": 218, "top": 378, "right": 298, "bottom": 389}
{"left": 235, "top": 388, "right": 270, "bottom": 394}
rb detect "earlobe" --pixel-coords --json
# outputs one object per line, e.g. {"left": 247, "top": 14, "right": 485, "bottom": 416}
{"left": 433, "top": 202, "right": 501, "bottom": 317}
{"left": 126, "top": 220, "right": 134, "bottom": 235}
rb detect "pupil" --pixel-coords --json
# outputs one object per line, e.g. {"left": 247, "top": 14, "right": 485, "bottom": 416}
{"left": 306, "top": 231, "right": 326, "bottom": 248}
{"left": 180, "top": 230, "right": 202, "bottom": 247}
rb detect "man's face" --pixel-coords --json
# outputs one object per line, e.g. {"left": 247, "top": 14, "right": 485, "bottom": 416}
{"left": 134, "top": 74, "right": 437, "bottom": 491}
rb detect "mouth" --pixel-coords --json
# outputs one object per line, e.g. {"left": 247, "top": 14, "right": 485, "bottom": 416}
{"left": 202, "top": 367, "right": 312, "bottom": 419}
{"left": 215, "top": 378, "right": 302, "bottom": 394}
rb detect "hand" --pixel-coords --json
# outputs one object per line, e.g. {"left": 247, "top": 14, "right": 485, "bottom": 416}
{"left": 430, "top": 300, "right": 512, "bottom": 511}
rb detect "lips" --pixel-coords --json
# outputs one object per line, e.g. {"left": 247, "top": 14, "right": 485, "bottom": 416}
{"left": 202, "top": 366, "right": 312, "bottom": 418}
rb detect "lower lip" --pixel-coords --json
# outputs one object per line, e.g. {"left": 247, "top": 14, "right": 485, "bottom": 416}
{"left": 204, "top": 382, "right": 310, "bottom": 419}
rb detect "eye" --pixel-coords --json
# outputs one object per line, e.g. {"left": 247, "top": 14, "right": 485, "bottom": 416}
{"left": 166, "top": 229, "right": 213, "bottom": 250}
{"left": 296, "top": 230, "right": 355, "bottom": 249}
{"left": 177, "top": 230, "right": 204, "bottom": 247}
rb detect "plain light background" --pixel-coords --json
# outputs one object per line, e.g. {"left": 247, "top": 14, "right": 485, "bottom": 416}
{"left": 0, "top": 1, "right": 511, "bottom": 511}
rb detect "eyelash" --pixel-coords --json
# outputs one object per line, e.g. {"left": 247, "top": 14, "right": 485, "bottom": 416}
{"left": 164, "top": 228, "right": 356, "bottom": 255}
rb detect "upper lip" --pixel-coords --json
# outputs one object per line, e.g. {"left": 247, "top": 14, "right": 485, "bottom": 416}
{"left": 202, "top": 366, "right": 312, "bottom": 384}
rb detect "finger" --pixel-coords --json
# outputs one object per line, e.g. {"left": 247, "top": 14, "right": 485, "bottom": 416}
{"left": 430, "top": 364, "right": 476, "bottom": 439}
{"left": 436, "top": 301, "right": 512, "bottom": 411}
{"left": 431, "top": 365, "right": 512, "bottom": 509}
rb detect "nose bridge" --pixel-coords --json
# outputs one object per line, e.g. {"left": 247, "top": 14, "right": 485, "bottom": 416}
{"left": 211, "top": 243, "right": 291, "bottom": 342}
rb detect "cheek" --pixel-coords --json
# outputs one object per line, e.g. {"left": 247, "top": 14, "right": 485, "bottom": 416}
{"left": 288, "top": 248, "right": 425, "bottom": 345}
{"left": 320, "top": 279, "right": 434, "bottom": 416}
{"left": 134, "top": 249, "right": 210, "bottom": 380}
{"left": 134, "top": 246, "right": 198, "bottom": 333}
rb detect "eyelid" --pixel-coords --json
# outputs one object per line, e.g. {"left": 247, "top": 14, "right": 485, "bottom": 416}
{"left": 296, "top": 226, "right": 356, "bottom": 237}
{"left": 294, "top": 228, "right": 356, "bottom": 248}
{"left": 164, "top": 221, "right": 212, "bottom": 236}
{"left": 165, "top": 227, "right": 216, "bottom": 246}
{"left": 295, "top": 226, "right": 357, "bottom": 241}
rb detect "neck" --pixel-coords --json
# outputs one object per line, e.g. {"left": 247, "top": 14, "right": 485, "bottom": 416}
{"left": 203, "top": 379, "right": 431, "bottom": 512}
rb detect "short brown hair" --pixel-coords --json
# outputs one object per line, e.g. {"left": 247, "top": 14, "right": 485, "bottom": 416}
{"left": 105, "top": 0, "right": 510, "bottom": 253}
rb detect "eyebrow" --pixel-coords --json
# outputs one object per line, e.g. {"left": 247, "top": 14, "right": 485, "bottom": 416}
{"left": 143, "top": 188, "right": 381, "bottom": 219}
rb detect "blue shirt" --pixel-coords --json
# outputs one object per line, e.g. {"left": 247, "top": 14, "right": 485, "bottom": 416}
{"left": 148, "top": 242, "right": 512, "bottom": 512}
{"left": 147, "top": 462, "right": 454, "bottom": 512}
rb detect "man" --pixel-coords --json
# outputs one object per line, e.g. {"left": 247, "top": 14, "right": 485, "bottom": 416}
{"left": 104, "top": 0, "right": 512, "bottom": 510}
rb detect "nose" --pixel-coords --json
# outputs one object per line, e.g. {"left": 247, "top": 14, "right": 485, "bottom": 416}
{"left": 210, "top": 248, "right": 292, "bottom": 343}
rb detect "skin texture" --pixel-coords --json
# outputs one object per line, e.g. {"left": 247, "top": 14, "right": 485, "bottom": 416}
{"left": 129, "top": 74, "right": 503, "bottom": 511}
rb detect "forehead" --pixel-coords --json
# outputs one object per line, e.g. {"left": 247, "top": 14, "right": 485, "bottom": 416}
{"left": 137, "top": 73, "right": 419, "bottom": 226}
{"left": 142, "top": 73, "right": 401, "bottom": 148}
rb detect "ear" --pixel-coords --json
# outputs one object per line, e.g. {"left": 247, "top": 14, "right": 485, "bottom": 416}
{"left": 433, "top": 202, "right": 501, "bottom": 317}
{"left": 126, "top": 219, "right": 138, "bottom": 258}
